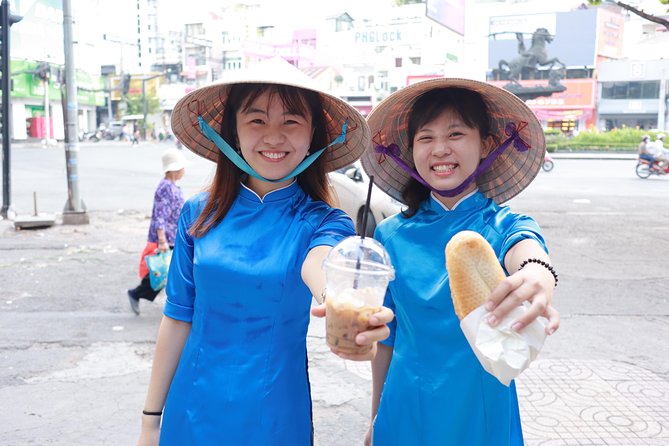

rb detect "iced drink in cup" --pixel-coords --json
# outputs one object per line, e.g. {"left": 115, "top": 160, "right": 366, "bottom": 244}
{"left": 323, "top": 236, "right": 394, "bottom": 354}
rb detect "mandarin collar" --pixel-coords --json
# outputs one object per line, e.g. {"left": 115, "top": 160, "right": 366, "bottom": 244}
{"left": 239, "top": 180, "right": 300, "bottom": 203}
{"left": 425, "top": 190, "right": 488, "bottom": 214}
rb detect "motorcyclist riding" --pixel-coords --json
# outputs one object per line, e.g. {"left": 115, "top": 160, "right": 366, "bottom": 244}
{"left": 637, "top": 135, "right": 650, "bottom": 155}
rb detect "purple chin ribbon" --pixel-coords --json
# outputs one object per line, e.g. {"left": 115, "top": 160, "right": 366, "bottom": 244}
{"left": 375, "top": 121, "right": 531, "bottom": 198}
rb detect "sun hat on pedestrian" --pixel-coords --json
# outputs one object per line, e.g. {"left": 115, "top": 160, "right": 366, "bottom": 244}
{"left": 170, "top": 57, "right": 370, "bottom": 173}
{"left": 161, "top": 148, "right": 190, "bottom": 173}
{"left": 360, "top": 78, "right": 545, "bottom": 204}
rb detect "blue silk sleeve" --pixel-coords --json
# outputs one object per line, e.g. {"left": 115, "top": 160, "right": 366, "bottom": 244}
{"left": 164, "top": 199, "right": 197, "bottom": 322}
{"left": 308, "top": 208, "right": 355, "bottom": 250}
{"left": 499, "top": 216, "right": 547, "bottom": 274}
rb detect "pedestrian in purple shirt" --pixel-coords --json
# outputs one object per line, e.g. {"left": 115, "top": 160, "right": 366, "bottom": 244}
{"left": 128, "top": 148, "right": 189, "bottom": 315}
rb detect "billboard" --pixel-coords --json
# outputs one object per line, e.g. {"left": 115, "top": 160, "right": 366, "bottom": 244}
{"left": 12, "top": 0, "right": 64, "bottom": 63}
{"left": 426, "top": 0, "right": 465, "bottom": 36}
{"left": 596, "top": 8, "right": 625, "bottom": 60}
{"left": 488, "top": 9, "right": 599, "bottom": 70}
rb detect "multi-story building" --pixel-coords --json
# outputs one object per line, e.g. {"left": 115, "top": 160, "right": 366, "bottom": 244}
{"left": 213, "top": 2, "right": 465, "bottom": 102}
{"left": 8, "top": 0, "right": 105, "bottom": 141}
{"left": 318, "top": 3, "right": 465, "bottom": 100}
{"left": 597, "top": 58, "right": 669, "bottom": 131}
{"left": 596, "top": 2, "right": 669, "bottom": 131}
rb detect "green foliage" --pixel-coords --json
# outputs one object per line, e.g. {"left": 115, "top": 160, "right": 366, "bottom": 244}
{"left": 124, "top": 94, "right": 160, "bottom": 116}
{"left": 544, "top": 128, "right": 661, "bottom": 152}
{"left": 544, "top": 128, "right": 562, "bottom": 137}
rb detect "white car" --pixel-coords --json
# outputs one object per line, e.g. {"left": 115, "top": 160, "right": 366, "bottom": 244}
{"left": 329, "top": 162, "right": 404, "bottom": 237}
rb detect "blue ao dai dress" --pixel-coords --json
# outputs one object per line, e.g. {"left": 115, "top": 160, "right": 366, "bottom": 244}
{"left": 159, "top": 181, "right": 355, "bottom": 445}
{"left": 372, "top": 191, "right": 547, "bottom": 446}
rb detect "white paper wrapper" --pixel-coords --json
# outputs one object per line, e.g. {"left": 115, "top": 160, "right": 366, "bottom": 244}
{"left": 460, "top": 305, "right": 546, "bottom": 386}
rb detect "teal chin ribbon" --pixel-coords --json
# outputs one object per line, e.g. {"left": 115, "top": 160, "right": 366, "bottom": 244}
{"left": 197, "top": 116, "right": 347, "bottom": 183}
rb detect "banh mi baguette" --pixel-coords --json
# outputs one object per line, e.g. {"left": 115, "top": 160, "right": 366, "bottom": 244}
{"left": 445, "top": 231, "right": 506, "bottom": 321}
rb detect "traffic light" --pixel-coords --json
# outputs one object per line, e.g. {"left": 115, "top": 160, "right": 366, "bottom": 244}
{"left": 35, "top": 62, "right": 50, "bottom": 80}
{"left": 122, "top": 73, "right": 132, "bottom": 95}
{"left": 0, "top": 3, "right": 22, "bottom": 28}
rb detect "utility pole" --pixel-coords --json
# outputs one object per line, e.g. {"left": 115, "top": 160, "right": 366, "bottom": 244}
{"left": 42, "top": 58, "right": 52, "bottom": 147}
{"left": 0, "top": 0, "right": 22, "bottom": 220}
{"left": 61, "top": 0, "right": 88, "bottom": 224}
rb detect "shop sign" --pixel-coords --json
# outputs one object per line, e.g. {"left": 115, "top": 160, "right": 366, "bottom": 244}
{"left": 488, "top": 79, "right": 595, "bottom": 109}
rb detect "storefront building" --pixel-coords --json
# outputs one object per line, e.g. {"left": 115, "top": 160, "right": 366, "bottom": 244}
{"left": 597, "top": 58, "right": 669, "bottom": 131}
{"left": 9, "top": 0, "right": 106, "bottom": 141}
{"left": 10, "top": 60, "right": 105, "bottom": 140}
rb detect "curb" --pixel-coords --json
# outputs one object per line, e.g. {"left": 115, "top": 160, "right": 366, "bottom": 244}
{"left": 550, "top": 152, "right": 638, "bottom": 160}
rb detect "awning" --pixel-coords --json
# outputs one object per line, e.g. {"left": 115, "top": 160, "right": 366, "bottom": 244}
{"left": 121, "top": 114, "right": 144, "bottom": 121}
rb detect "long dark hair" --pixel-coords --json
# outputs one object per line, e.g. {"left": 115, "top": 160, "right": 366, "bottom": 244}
{"left": 401, "top": 87, "right": 492, "bottom": 217}
{"left": 189, "top": 84, "right": 334, "bottom": 237}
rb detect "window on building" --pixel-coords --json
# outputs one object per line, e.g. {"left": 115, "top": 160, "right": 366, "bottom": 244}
{"left": 601, "top": 81, "right": 660, "bottom": 99}
{"left": 641, "top": 81, "right": 660, "bottom": 98}
{"left": 565, "top": 67, "right": 594, "bottom": 79}
{"left": 395, "top": 58, "right": 402, "bottom": 68}
{"left": 186, "top": 23, "right": 205, "bottom": 36}
{"left": 628, "top": 82, "right": 642, "bottom": 98}
{"left": 358, "top": 76, "right": 366, "bottom": 91}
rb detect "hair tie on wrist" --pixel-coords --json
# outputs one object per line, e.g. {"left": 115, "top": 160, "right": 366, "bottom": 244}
{"left": 142, "top": 410, "right": 163, "bottom": 416}
{"left": 518, "top": 258, "right": 558, "bottom": 287}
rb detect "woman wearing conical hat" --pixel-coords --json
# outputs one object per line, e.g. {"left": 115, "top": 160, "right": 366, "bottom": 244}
{"left": 136, "top": 58, "right": 394, "bottom": 446}
{"left": 361, "top": 79, "right": 560, "bottom": 445}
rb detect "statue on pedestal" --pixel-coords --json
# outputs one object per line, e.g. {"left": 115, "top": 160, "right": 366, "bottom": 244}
{"left": 494, "top": 28, "right": 567, "bottom": 100}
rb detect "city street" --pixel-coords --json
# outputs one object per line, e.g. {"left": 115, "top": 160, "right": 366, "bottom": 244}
{"left": 1, "top": 141, "right": 668, "bottom": 445}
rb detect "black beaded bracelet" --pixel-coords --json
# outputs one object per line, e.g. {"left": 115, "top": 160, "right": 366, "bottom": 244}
{"left": 518, "top": 258, "right": 558, "bottom": 287}
{"left": 142, "top": 410, "right": 163, "bottom": 416}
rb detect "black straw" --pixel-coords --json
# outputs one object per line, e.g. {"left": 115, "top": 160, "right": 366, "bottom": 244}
{"left": 353, "top": 176, "right": 374, "bottom": 289}
{"left": 360, "top": 176, "right": 374, "bottom": 239}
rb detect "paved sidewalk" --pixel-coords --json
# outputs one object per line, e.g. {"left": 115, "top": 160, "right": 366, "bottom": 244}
{"left": 517, "top": 360, "right": 669, "bottom": 446}
{"left": 314, "top": 326, "right": 669, "bottom": 446}
{"left": 1, "top": 211, "right": 668, "bottom": 445}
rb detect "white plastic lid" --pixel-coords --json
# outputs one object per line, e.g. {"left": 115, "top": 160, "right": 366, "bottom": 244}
{"left": 323, "top": 236, "right": 395, "bottom": 279}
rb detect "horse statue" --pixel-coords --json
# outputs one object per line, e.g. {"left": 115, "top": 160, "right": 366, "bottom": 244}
{"left": 498, "top": 28, "right": 566, "bottom": 84}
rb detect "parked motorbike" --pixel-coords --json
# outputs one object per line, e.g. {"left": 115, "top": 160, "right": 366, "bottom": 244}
{"left": 636, "top": 153, "right": 669, "bottom": 179}
{"left": 78, "top": 130, "right": 100, "bottom": 142}
{"left": 542, "top": 153, "right": 554, "bottom": 172}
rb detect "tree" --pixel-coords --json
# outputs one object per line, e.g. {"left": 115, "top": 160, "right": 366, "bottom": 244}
{"left": 124, "top": 94, "right": 160, "bottom": 116}
{"left": 588, "top": 1, "right": 669, "bottom": 31}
